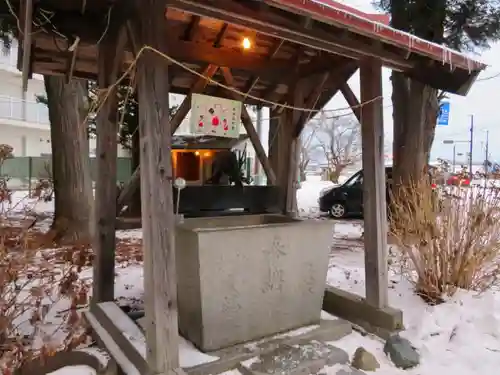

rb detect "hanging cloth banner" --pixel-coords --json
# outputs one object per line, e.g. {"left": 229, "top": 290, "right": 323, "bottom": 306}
{"left": 190, "top": 93, "right": 242, "bottom": 138}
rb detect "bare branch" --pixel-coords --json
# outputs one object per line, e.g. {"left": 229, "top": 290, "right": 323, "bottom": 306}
{"left": 315, "top": 113, "right": 361, "bottom": 182}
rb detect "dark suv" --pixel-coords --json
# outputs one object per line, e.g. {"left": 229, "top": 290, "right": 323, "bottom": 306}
{"left": 318, "top": 167, "right": 393, "bottom": 218}
{"left": 318, "top": 166, "right": 439, "bottom": 218}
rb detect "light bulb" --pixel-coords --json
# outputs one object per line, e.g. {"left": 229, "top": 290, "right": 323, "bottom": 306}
{"left": 242, "top": 37, "right": 251, "bottom": 50}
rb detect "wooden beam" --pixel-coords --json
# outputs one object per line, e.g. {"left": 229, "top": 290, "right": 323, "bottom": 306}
{"left": 340, "top": 83, "right": 361, "bottom": 122}
{"left": 183, "top": 15, "right": 201, "bottom": 41}
{"left": 261, "top": 49, "right": 303, "bottom": 102}
{"left": 32, "top": 31, "right": 344, "bottom": 81}
{"left": 263, "top": 55, "right": 354, "bottom": 103}
{"left": 92, "top": 20, "right": 128, "bottom": 303}
{"left": 21, "top": 0, "right": 33, "bottom": 94}
{"left": 221, "top": 67, "right": 277, "bottom": 185}
{"left": 167, "top": 0, "right": 413, "bottom": 70}
{"left": 295, "top": 64, "right": 359, "bottom": 131}
{"left": 359, "top": 58, "right": 388, "bottom": 309}
{"left": 294, "top": 72, "right": 330, "bottom": 136}
{"left": 213, "top": 23, "right": 229, "bottom": 47}
{"left": 244, "top": 40, "right": 284, "bottom": 95}
{"left": 34, "top": 32, "right": 287, "bottom": 72}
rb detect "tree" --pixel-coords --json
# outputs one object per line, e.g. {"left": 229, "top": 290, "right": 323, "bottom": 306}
{"left": 0, "top": 3, "right": 96, "bottom": 244}
{"left": 374, "top": 0, "right": 500, "bottom": 191}
{"left": 43, "top": 76, "right": 94, "bottom": 244}
{"left": 298, "top": 122, "right": 319, "bottom": 182}
{"left": 315, "top": 113, "right": 361, "bottom": 183}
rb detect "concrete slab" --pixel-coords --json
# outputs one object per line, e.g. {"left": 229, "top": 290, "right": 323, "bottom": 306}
{"left": 240, "top": 341, "right": 349, "bottom": 375}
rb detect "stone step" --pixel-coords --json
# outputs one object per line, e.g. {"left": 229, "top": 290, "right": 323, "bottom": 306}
{"left": 186, "top": 319, "right": 352, "bottom": 375}
{"left": 238, "top": 341, "right": 356, "bottom": 375}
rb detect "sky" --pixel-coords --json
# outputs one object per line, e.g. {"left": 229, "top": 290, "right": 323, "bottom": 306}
{"left": 278, "top": 0, "right": 500, "bottom": 164}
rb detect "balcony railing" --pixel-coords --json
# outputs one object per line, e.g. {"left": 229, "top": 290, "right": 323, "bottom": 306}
{"left": 0, "top": 48, "right": 17, "bottom": 69}
{"left": 0, "top": 95, "right": 50, "bottom": 124}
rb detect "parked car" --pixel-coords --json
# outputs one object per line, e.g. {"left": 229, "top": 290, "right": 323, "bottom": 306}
{"left": 446, "top": 174, "right": 471, "bottom": 186}
{"left": 318, "top": 167, "right": 438, "bottom": 218}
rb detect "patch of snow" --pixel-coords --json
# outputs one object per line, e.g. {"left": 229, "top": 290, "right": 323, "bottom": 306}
{"left": 297, "top": 175, "right": 335, "bottom": 217}
{"left": 244, "top": 324, "right": 320, "bottom": 351}
{"left": 116, "top": 229, "right": 143, "bottom": 239}
{"left": 241, "top": 356, "right": 260, "bottom": 368}
{"left": 326, "top": 246, "right": 500, "bottom": 375}
{"left": 179, "top": 337, "right": 219, "bottom": 368}
{"left": 47, "top": 365, "right": 96, "bottom": 375}
{"left": 321, "top": 310, "right": 338, "bottom": 320}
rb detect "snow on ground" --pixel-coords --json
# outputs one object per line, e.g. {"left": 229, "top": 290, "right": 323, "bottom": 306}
{"left": 4, "top": 178, "right": 500, "bottom": 374}
{"left": 328, "top": 247, "right": 500, "bottom": 375}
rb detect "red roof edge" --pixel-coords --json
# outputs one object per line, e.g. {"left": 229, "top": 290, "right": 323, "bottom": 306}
{"left": 269, "top": 0, "right": 486, "bottom": 72}
{"left": 321, "top": 0, "right": 390, "bottom": 25}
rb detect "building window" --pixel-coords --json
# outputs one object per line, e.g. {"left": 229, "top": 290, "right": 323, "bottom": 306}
{"left": 174, "top": 151, "right": 201, "bottom": 182}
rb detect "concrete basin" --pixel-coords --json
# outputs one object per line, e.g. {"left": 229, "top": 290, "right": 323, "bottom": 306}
{"left": 175, "top": 214, "right": 333, "bottom": 351}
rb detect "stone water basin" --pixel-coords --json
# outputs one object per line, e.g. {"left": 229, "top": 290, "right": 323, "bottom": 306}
{"left": 175, "top": 214, "right": 333, "bottom": 351}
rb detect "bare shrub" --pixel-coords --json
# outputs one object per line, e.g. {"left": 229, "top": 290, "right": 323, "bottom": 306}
{"left": 0, "top": 145, "right": 14, "bottom": 214}
{"left": 389, "top": 181, "right": 500, "bottom": 304}
{"left": 0, "top": 147, "right": 90, "bottom": 373}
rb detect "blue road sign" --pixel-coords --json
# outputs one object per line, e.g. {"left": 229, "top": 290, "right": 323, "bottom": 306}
{"left": 437, "top": 102, "right": 450, "bottom": 126}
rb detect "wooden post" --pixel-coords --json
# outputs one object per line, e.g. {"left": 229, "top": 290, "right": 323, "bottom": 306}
{"left": 92, "top": 21, "right": 128, "bottom": 303}
{"left": 268, "top": 107, "right": 281, "bottom": 185}
{"left": 134, "top": 0, "right": 181, "bottom": 372}
{"left": 220, "top": 67, "right": 277, "bottom": 185}
{"left": 285, "top": 83, "right": 305, "bottom": 215}
{"left": 359, "top": 58, "right": 388, "bottom": 308}
{"left": 340, "top": 83, "right": 361, "bottom": 123}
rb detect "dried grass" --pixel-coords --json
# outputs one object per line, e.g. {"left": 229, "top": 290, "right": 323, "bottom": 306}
{"left": 389, "top": 181, "right": 500, "bottom": 304}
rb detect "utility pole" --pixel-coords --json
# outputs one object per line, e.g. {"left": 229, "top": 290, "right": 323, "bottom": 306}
{"left": 452, "top": 144, "right": 456, "bottom": 174}
{"left": 469, "top": 115, "right": 474, "bottom": 179}
{"left": 254, "top": 106, "right": 263, "bottom": 185}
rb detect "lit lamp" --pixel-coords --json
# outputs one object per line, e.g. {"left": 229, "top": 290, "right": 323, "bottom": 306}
{"left": 242, "top": 37, "right": 251, "bottom": 50}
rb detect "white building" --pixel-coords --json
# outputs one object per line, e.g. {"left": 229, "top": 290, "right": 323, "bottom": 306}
{"left": 0, "top": 43, "right": 52, "bottom": 157}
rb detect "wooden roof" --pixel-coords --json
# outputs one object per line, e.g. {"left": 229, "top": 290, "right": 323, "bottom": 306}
{"left": 15, "top": 0, "right": 486, "bottom": 108}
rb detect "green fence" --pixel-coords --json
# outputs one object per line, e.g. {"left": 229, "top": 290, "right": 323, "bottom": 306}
{"left": 0, "top": 157, "right": 133, "bottom": 188}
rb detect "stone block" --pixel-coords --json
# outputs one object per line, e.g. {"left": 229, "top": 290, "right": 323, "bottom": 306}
{"left": 176, "top": 215, "right": 333, "bottom": 351}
